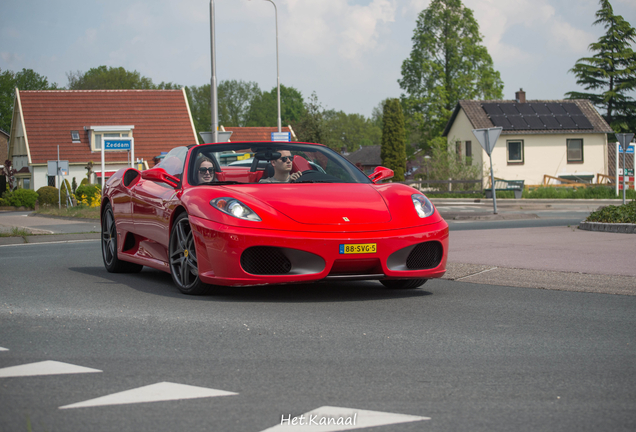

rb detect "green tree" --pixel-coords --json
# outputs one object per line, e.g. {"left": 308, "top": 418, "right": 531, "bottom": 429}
{"left": 399, "top": 0, "right": 503, "bottom": 150}
{"left": 217, "top": 80, "right": 261, "bottom": 127}
{"left": 292, "top": 92, "right": 325, "bottom": 144}
{"left": 67, "top": 66, "right": 159, "bottom": 89}
{"left": 565, "top": 0, "right": 636, "bottom": 134}
{"left": 322, "top": 109, "right": 382, "bottom": 151}
{"left": 185, "top": 84, "right": 212, "bottom": 141}
{"left": 245, "top": 85, "right": 305, "bottom": 127}
{"left": 0, "top": 68, "right": 57, "bottom": 132}
{"left": 380, "top": 99, "right": 406, "bottom": 181}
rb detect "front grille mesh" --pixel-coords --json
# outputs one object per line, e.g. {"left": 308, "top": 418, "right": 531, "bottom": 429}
{"left": 406, "top": 241, "right": 443, "bottom": 270}
{"left": 241, "top": 247, "right": 292, "bottom": 275}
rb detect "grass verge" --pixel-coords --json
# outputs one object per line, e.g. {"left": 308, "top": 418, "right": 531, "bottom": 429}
{"left": 35, "top": 206, "right": 100, "bottom": 219}
{"left": 0, "top": 227, "right": 31, "bottom": 239}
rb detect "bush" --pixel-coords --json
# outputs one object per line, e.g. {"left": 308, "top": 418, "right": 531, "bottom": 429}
{"left": 37, "top": 186, "right": 60, "bottom": 205}
{"left": 75, "top": 184, "right": 102, "bottom": 207}
{"left": 1, "top": 188, "right": 39, "bottom": 208}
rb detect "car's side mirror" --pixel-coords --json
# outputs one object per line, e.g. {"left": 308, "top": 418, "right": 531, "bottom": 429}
{"left": 369, "top": 166, "right": 394, "bottom": 184}
{"left": 141, "top": 168, "right": 180, "bottom": 188}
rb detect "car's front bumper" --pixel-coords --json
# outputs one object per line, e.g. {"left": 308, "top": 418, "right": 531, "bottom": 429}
{"left": 189, "top": 215, "right": 448, "bottom": 287}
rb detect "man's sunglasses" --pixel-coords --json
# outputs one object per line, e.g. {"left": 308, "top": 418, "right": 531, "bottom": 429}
{"left": 198, "top": 167, "right": 215, "bottom": 174}
{"left": 278, "top": 156, "right": 294, "bottom": 162}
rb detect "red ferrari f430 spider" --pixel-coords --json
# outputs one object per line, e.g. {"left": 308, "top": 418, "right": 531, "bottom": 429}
{"left": 100, "top": 141, "right": 448, "bottom": 294}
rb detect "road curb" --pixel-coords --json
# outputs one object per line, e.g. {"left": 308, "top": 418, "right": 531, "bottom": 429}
{"left": 578, "top": 221, "right": 636, "bottom": 234}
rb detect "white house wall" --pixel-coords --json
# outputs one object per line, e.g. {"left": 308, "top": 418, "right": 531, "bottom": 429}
{"left": 446, "top": 109, "right": 484, "bottom": 170}
{"left": 489, "top": 133, "right": 607, "bottom": 185}
{"left": 31, "top": 163, "right": 131, "bottom": 191}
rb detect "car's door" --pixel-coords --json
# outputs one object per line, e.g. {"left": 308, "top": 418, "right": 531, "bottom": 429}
{"left": 131, "top": 147, "right": 187, "bottom": 251}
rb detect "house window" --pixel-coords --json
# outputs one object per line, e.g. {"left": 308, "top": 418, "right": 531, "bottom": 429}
{"left": 71, "top": 130, "right": 81, "bottom": 143}
{"left": 455, "top": 141, "right": 462, "bottom": 157}
{"left": 89, "top": 126, "right": 134, "bottom": 152}
{"left": 48, "top": 176, "right": 56, "bottom": 187}
{"left": 507, "top": 140, "right": 524, "bottom": 164}
{"left": 567, "top": 139, "right": 583, "bottom": 163}
{"left": 465, "top": 141, "right": 472, "bottom": 165}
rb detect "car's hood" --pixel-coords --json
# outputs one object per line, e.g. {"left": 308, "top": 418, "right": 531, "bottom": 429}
{"left": 224, "top": 184, "right": 391, "bottom": 225}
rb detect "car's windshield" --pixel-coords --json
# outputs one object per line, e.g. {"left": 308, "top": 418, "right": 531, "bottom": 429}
{"left": 188, "top": 142, "right": 371, "bottom": 186}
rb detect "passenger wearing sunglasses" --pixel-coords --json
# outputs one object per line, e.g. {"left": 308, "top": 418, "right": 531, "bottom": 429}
{"left": 196, "top": 157, "right": 216, "bottom": 184}
{"left": 259, "top": 150, "right": 303, "bottom": 183}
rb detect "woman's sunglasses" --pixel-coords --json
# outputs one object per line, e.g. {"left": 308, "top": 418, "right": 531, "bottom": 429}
{"left": 278, "top": 156, "right": 294, "bottom": 162}
{"left": 198, "top": 167, "right": 215, "bottom": 174}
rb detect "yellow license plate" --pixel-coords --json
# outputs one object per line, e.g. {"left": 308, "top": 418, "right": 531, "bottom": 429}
{"left": 339, "top": 243, "right": 377, "bottom": 254}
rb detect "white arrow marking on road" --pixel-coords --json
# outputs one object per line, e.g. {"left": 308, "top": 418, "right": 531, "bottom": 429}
{"left": 59, "top": 382, "right": 238, "bottom": 409}
{"left": 0, "top": 360, "right": 101, "bottom": 378}
{"left": 0, "top": 347, "right": 8, "bottom": 351}
{"left": 260, "top": 406, "right": 430, "bottom": 432}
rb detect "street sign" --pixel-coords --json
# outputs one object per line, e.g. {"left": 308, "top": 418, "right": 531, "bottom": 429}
{"left": 104, "top": 138, "right": 132, "bottom": 151}
{"left": 472, "top": 127, "right": 503, "bottom": 215}
{"left": 47, "top": 160, "right": 69, "bottom": 176}
{"left": 618, "top": 144, "right": 634, "bottom": 154}
{"left": 472, "top": 127, "right": 502, "bottom": 156}
{"left": 271, "top": 132, "right": 291, "bottom": 142}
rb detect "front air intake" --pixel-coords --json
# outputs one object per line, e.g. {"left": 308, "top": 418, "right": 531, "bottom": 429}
{"left": 241, "top": 247, "right": 292, "bottom": 275}
{"left": 406, "top": 241, "right": 443, "bottom": 270}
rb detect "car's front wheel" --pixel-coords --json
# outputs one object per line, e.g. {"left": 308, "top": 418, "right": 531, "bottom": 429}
{"left": 169, "top": 212, "right": 209, "bottom": 295}
{"left": 380, "top": 279, "right": 427, "bottom": 289}
{"left": 101, "top": 203, "right": 143, "bottom": 273}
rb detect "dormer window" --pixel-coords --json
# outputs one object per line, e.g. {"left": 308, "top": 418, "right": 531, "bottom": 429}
{"left": 71, "top": 130, "right": 80, "bottom": 143}
{"left": 89, "top": 125, "right": 134, "bottom": 152}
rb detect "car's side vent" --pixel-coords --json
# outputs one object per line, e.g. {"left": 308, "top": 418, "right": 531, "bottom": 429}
{"left": 241, "top": 247, "right": 292, "bottom": 275}
{"left": 406, "top": 241, "right": 443, "bottom": 270}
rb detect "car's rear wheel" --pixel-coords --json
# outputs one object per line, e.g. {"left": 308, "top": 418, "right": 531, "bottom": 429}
{"left": 169, "top": 212, "right": 209, "bottom": 295}
{"left": 380, "top": 279, "right": 427, "bottom": 289}
{"left": 101, "top": 203, "right": 143, "bottom": 273}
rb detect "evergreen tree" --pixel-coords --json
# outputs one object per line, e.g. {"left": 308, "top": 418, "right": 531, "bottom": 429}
{"left": 565, "top": 0, "right": 636, "bottom": 134}
{"left": 399, "top": 0, "right": 503, "bottom": 150}
{"left": 380, "top": 99, "right": 406, "bottom": 181}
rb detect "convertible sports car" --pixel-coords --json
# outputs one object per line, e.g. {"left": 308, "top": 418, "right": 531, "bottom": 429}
{"left": 101, "top": 141, "right": 448, "bottom": 294}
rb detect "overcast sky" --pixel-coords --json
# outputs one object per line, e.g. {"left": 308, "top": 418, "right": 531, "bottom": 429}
{"left": 2, "top": 0, "right": 635, "bottom": 117}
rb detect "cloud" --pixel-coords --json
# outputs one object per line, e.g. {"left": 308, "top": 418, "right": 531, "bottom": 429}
{"left": 549, "top": 20, "right": 595, "bottom": 54}
{"left": 282, "top": 0, "right": 397, "bottom": 60}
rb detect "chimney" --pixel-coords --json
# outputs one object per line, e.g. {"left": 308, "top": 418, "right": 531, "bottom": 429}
{"left": 515, "top": 88, "right": 526, "bottom": 103}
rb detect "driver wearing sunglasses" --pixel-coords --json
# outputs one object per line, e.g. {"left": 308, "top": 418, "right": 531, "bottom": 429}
{"left": 259, "top": 150, "right": 303, "bottom": 183}
{"left": 195, "top": 156, "right": 216, "bottom": 184}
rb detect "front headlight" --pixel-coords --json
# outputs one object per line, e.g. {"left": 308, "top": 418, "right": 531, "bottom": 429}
{"left": 412, "top": 194, "right": 434, "bottom": 218}
{"left": 210, "top": 197, "right": 262, "bottom": 221}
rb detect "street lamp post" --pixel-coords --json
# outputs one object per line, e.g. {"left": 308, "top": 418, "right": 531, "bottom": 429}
{"left": 210, "top": 0, "right": 218, "bottom": 143}
{"left": 251, "top": 0, "right": 281, "bottom": 132}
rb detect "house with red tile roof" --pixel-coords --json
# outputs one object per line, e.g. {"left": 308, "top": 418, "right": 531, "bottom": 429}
{"left": 7, "top": 89, "right": 198, "bottom": 191}
{"left": 443, "top": 89, "right": 613, "bottom": 186}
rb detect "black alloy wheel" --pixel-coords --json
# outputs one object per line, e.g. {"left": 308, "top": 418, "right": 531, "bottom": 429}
{"left": 169, "top": 213, "right": 209, "bottom": 295}
{"left": 101, "top": 203, "right": 143, "bottom": 273}
{"left": 380, "top": 279, "right": 427, "bottom": 289}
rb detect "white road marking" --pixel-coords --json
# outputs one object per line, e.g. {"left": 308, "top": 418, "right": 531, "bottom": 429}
{"left": 0, "top": 360, "right": 102, "bottom": 378}
{"left": 260, "top": 406, "right": 429, "bottom": 432}
{"left": 0, "top": 239, "right": 99, "bottom": 248}
{"left": 59, "top": 381, "right": 238, "bottom": 409}
{"left": 0, "top": 347, "right": 8, "bottom": 351}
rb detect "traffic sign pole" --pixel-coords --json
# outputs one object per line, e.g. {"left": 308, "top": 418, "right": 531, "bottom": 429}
{"left": 472, "top": 127, "right": 503, "bottom": 215}
{"left": 616, "top": 133, "right": 635, "bottom": 205}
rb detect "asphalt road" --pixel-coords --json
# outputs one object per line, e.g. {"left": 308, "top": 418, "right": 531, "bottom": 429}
{"left": 1, "top": 241, "right": 635, "bottom": 432}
